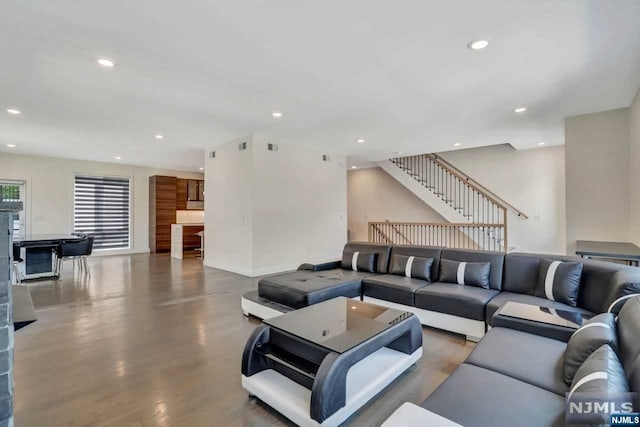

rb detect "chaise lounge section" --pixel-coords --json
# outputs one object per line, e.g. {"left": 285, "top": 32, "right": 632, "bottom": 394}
{"left": 383, "top": 295, "right": 640, "bottom": 427}
{"left": 241, "top": 242, "right": 392, "bottom": 319}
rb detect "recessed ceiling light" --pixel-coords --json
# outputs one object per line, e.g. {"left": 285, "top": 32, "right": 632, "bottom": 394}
{"left": 514, "top": 107, "right": 528, "bottom": 113}
{"left": 537, "top": 142, "right": 546, "bottom": 146}
{"left": 271, "top": 111, "right": 283, "bottom": 118}
{"left": 114, "top": 156, "right": 122, "bottom": 160}
{"left": 97, "top": 57, "right": 116, "bottom": 68}
{"left": 357, "top": 139, "right": 365, "bottom": 144}
{"left": 199, "top": 167, "right": 204, "bottom": 171}
{"left": 351, "top": 166, "right": 357, "bottom": 169}
{"left": 467, "top": 40, "right": 489, "bottom": 50}
{"left": 6, "top": 108, "right": 21, "bottom": 115}
{"left": 453, "top": 142, "right": 462, "bottom": 147}
{"left": 6, "top": 144, "right": 16, "bottom": 148}
{"left": 155, "top": 134, "right": 164, "bottom": 140}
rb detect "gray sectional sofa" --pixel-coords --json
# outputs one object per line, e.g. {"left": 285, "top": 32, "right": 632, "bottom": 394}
{"left": 383, "top": 295, "right": 640, "bottom": 427}
{"left": 241, "top": 242, "right": 640, "bottom": 341}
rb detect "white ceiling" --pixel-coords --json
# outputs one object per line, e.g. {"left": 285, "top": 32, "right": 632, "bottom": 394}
{"left": 1, "top": 1, "right": 640, "bottom": 171}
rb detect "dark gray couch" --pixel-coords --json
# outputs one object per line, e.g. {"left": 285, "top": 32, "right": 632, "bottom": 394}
{"left": 241, "top": 242, "right": 640, "bottom": 341}
{"left": 383, "top": 295, "right": 640, "bottom": 427}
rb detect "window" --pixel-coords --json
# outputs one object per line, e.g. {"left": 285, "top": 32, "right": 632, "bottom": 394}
{"left": 0, "top": 180, "right": 26, "bottom": 239}
{"left": 74, "top": 175, "right": 131, "bottom": 250}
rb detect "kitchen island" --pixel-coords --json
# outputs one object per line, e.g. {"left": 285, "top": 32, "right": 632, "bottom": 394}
{"left": 171, "top": 224, "right": 204, "bottom": 259}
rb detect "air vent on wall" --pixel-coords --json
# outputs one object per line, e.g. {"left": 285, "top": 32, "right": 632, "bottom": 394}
{"left": 322, "top": 155, "right": 331, "bottom": 162}
{"left": 239, "top": 142, "right": 247, "bottom": 151}
{"left": 210, "top": 151, "right": 216, "bottom": 158}
{"left": 267, "top": 143, "right": 278, "bottom": 152}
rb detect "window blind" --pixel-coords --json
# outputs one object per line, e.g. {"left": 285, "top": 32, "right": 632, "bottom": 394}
{"left": 74, "top": 175, "right": 131, "bottom": 250}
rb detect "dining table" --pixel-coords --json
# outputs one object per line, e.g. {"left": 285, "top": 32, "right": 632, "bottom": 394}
{"left": 13, "top": 233, "right": 84, "bottom": 281}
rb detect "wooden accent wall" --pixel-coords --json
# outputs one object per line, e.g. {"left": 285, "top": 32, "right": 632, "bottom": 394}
{"left": 176, "top": 179, "right": 188, "bottom": 210}
{"left": 149, "top": 176, "right": 177, "bottom": 253}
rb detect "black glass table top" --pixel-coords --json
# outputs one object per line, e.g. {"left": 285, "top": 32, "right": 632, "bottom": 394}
{"left": 264, "top": 297, "right": 412, "bottom": 354}
{"left": 497, "top": 301, "right": 588, "bottom": 329}
{"left": 14, "top": 234, "right": 82, "bottom": 244}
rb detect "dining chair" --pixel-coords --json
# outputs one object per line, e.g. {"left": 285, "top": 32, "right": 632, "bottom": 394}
{"left": 57, "top": 236, "right": 95, "bottom": 277}
{"left": 12, "top": 244, "right": 25, "bottom": 285}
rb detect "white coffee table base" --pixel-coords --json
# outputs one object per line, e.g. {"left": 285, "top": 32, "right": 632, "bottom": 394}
{"left": 242, "top": 346, "right": 422, "bottom": 427}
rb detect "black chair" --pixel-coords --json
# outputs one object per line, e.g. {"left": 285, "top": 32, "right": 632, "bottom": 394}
{"left": 12, "top": 244, "right": 24, "bottom": 284}
{"left": 57, "top": 236, "right": 94, "bottom": 277}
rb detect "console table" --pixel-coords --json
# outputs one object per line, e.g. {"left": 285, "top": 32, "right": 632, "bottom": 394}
{"left": 241, "top": 297, "right": 422, "bottom": 427}
{"left": 576, "top": 240, "right": 640, "bottom": 267}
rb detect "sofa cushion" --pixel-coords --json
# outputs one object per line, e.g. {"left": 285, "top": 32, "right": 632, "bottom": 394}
{"left": 414, "top": 283, "right": 499, "bottom": 321}
{"left": 617, "top": 296, "right": 640, "bottom": 395}
{"left": 486, "top": 292, "right": 593, "bottom": 323}
{"left": 439, "top": 249, "right": 504, "bottom": 290}
{"left": 564, "top": 313, "right": 618, "bottom": 385}
{"left": 362, "top": 274, "right": 430, "bottom": 306}
{"left": 504, "top": 253, "right": 638, "bottom": 313}
{"left": 342, "top": 242, "right": 393, "bottom": 273}
{"left": 258, "top": 269, "right": 368, "bottom": 308}
{"left": 439, "top": 258, "right": 491, "bottom": 289}
{"left": 465, "top": 327, "right": 568, "bottom": 395}
{"left": 390, "top": 255, "right": 434, "bottom": 281}
{"left": 567, "top": 345, "right": 632, "bottom": 426}
{"left": 341, "top": 250, "right": 377, "bottom": 273}
{"left": 569, "top": 345, "right": 629, "bottom": 402}
{"left": 534, "top": 259, "right": 583, "bottom": 307}
{"left": 389, "top": 245, "right": 442, "bottom": 282}
{"left": 421, "top": 364, "right": 566, "bottom": 427}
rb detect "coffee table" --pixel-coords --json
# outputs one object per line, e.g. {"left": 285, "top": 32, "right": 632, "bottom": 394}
{"left": 241, "top": 297, "right": 423, "bottom": 427}
{"left": 491, "top": 301, "right": 590, "bottom": 342}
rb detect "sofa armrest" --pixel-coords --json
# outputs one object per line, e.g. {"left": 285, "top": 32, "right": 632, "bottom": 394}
{"left": 381, "top": 403, "right": 463, "bottom": 427}
{"left": 603, "top": 270, "right": 640, "bottom": 314}
{"left": 297, "top": 260, "right": 342, "bottom": 272}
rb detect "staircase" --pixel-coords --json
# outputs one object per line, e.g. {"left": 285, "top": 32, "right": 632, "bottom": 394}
{"left": 371, "top": 154, "right": 528, "bottom": 252}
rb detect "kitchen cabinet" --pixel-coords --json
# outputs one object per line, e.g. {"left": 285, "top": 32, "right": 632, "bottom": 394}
{"left": 176, "top": 179, "right": 188, "bottom": 210}
{"left": 180, "top": 179, "right": 204, "bottom": 209}
{"left": 149, "top": 176, "right": 177, "bottom": 253}
{"left": 150, "top": 176, "right": 203, "bottom": 253}
{"left": 187, "top": 179, "right": 204, "bottom": 202}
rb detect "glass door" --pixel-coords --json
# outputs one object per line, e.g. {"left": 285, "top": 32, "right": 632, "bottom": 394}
{"left": 0, "top": 180, "right": 26, "bottom": 239}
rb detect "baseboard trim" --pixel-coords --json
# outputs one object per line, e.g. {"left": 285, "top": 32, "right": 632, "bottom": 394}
{"left": 92, "top": 248, "right": 151, "bottom": 257}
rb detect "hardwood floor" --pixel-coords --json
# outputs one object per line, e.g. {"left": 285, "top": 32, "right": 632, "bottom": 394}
{"left": 14, "top": 254, "right": 475, "bottom": 427}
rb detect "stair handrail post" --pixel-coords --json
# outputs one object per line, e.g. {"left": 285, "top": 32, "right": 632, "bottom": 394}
{"left": 503, "top": 207, "right": 508, "bottom": 253}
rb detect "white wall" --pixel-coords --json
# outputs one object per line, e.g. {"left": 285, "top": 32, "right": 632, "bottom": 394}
{"left": 347, "top": 167, "right": 446, "bottom": 242}
{"left": 565, "top": 108, "right": 630, "bottom": 254}
{"left": 203, "top": 136, "right": 255, "bottom": 275}
{"left": 204, "top": 135, "right": 347, "bottom": 277}
{"left": 439, "top": 144, "right": 567, "bottom": 254}
{"left": 630, "top": 88, "right": 640, "bottom": 245}
{"left": 0, "top": 152, "right": 203, "bottom": 255}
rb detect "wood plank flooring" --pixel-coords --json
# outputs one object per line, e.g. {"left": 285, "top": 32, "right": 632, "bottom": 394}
{"left": 14, "top": 254, "right": 475, "bottom": 427}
